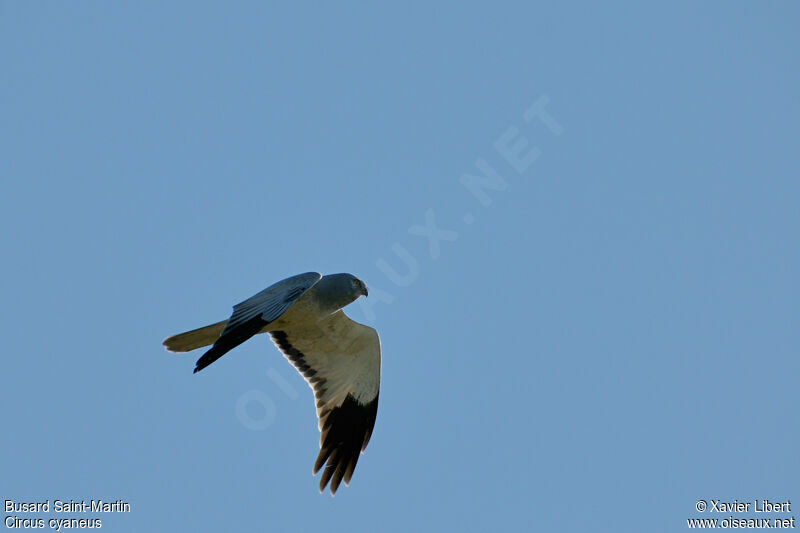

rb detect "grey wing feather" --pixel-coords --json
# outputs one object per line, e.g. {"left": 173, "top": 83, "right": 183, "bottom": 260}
{"left": 219, "top": 272, "right": 321, "bottom": 337}
{"left": 191, "top": 272, "right": 322, "bottom": 373}
{"left": 162, "top": 273, "right": 319, "bottom": 355}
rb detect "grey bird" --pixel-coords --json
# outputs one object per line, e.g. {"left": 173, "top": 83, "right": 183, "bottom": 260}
{"left": 163, "top": 272, "right": 380, "bottom": 495}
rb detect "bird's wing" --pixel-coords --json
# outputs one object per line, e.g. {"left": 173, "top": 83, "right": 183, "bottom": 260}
{"left": 193, "top": 272, "right": 322, "bottom": 373}
{"left": 269, "top": 310, "right": 381, "bottom": 495}
{"left": 224, "top": 272, "right": 322, "bottom": 333}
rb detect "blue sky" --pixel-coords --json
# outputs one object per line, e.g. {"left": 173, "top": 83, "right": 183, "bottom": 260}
{"left": 1, "top": 2, "right": 798, "bottom": 532}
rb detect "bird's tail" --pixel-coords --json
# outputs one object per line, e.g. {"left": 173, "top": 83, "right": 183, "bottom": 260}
{"left": 162, "top": 321, "right": 227, "bottom": 353}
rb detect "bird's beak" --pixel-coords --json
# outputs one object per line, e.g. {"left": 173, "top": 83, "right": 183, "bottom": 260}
{"left": 362, "top": 283, "right": 369, "bottom": 297}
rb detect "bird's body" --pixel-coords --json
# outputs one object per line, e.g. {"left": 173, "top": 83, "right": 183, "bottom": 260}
{"left": 163, "top": 272, "right": 380, "bottom": 495}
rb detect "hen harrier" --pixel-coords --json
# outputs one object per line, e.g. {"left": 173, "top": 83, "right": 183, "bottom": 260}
{"left": 163, "top": 272, "right": 380, "bottom": 495}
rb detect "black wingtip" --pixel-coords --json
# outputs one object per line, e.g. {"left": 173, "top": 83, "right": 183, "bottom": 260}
{"left": 193, "top": 357, "right": 212, "bottom": 373}
{"left": 193, "top": 357, "right": 212, "bottom": 374}
{"left": 314, "top": 393, "right": 379, "bottom": 495}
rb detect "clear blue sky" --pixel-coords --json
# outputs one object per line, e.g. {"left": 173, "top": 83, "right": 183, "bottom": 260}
{"left": 2, "top": 3, "right": 798, "bottom": 532}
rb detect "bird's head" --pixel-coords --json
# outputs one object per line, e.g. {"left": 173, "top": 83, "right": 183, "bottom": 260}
{"left": 316, "top": 273, "right": 368, "bottom": 313}
{"left": 331, "top": 273, "right": 368, "bottom": 298}
{"left": 351, "top": 276, "right": 369, "bottom": 298}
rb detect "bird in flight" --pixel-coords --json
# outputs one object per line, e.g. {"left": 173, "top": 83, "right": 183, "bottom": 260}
{"left": 162, "top": 272, "right": 380, "bottom": 495}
